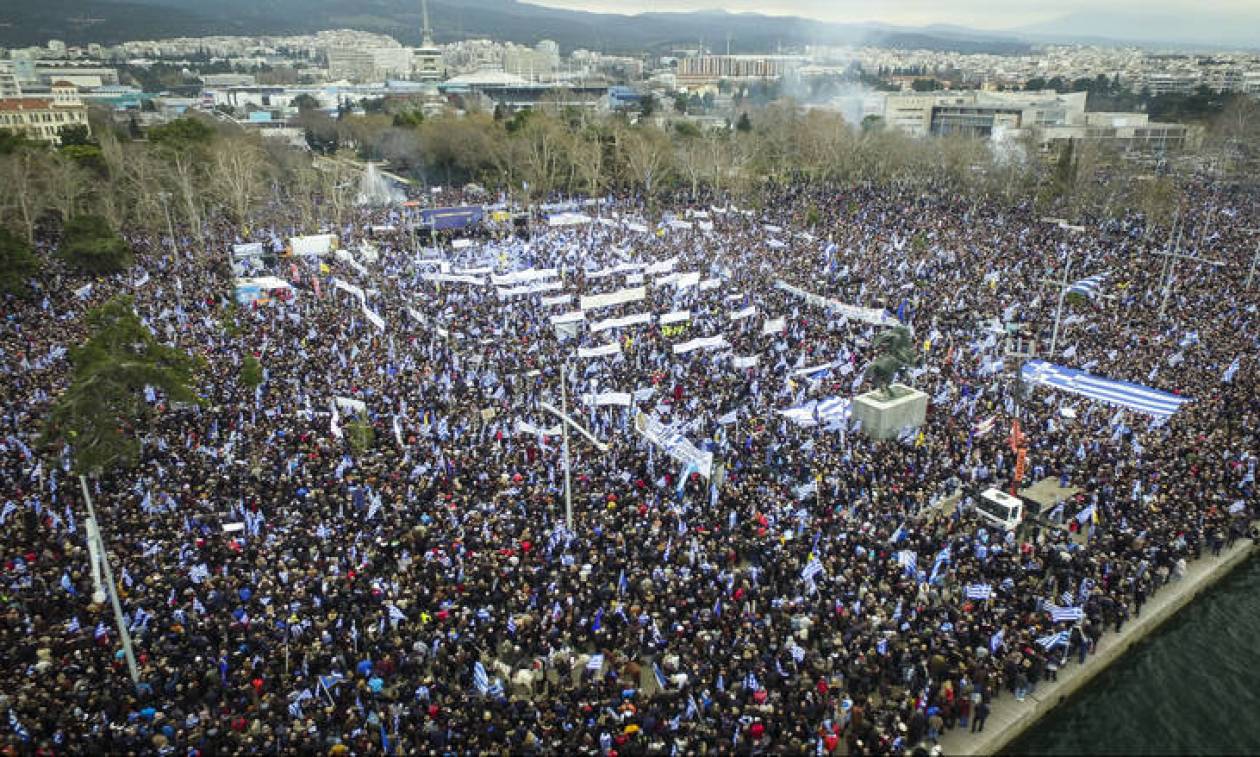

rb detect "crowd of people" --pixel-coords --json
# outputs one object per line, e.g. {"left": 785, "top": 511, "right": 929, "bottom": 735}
{"left": 1, "top": 175, "right": 1257, "bottom": 756}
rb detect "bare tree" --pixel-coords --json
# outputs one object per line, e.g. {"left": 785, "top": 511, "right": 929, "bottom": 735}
{"left": 45, "top": 152, "right": 92, "bottom": 223}
{"left": 0, "top": 149, "right": 47, "bottom": 242}
{"left": 210, "top": 135, "right": 266, "bottom": 224}
{"left": 619, "top": 125, "right": 673, "bottom": 200}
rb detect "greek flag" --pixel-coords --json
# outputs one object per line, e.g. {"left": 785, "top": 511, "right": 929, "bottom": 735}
{"left": 1022, "top": 360, "right": 1191, "bottom": 418}
{"left": 897, "top": 550, "right": 918, "bottom": 577}
{"left": 929, "top": 546, "right": 951, "bottom": 584}
{"left": 0, "top": 502, "right": 16, "bottom": 524}
{"left": 744, "top": 672, "right": 760, "bottom": 691}
{"left": 965, "top": 584, "right": 993, "bottom": 601}
{"left": 66, "top": 617, "right": 81, "bottom": 634}
{"left": 1222, "top": 357, "right": 1240, "bottom": 383}
{"left": 1050, "top": 606, "right": 1085, "bottom": 623}
{"left": 989, "top": 628, "right": 1005, "bottom": 653}
{"left": 801, "top": 556, "right": 825, "bottom": 583}
{"left": 9, "top": 710, "right": 30, "bottom": 742}
{"left": 586, "top": 654, "right": 605, "bottom": 671}
{"left": 653, "top": 662, "right": 668, "bottom": 690}
{"left": 387, "top": 604, "right": 406, "bottom": 626}
{"left": 506, "top": 616, "right": 517, "bottom": 635}
{"left": 472, "top": 661, "right": 491, "bottom": 695}
{"left": 788, "top": 642, "right": 806, "bottom": 663}
{"left": 1037, "top": 630, "right": 1071, "bottom": 650}
{"left": 94, "top": 622, "right": 108, "bottom": 640}
{"left": 1067, "top": 273, "right": 1106, "bottom": 299}
{"left": 618, "top": 569, "right": 628, "bottom": 595}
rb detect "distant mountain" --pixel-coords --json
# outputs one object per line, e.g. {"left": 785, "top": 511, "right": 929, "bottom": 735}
{"left": 0, "top": 0, "right": 1034, "bottom": 55}
{"left": 1013, "top": 11, "right": 1260, "bottom": 52}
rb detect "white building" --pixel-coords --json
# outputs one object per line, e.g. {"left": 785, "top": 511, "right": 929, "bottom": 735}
{"left": 0, "top": 82, "right": 91, "bottom": 144}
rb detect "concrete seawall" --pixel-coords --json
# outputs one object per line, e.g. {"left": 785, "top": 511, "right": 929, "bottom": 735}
{"left": 939, "top": 536, "right": 1258, "bottom": 756}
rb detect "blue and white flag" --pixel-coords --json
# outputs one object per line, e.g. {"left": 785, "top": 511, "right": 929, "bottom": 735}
{"left": 989, "top": 628, "right": 1005, "bottom": 653}
{"left": 801, "top": 556, "right": 825, "bottom": 583}
{"left": 1022, "top": 360, "right": 1191, "bottom": 418}
{"left": 897, "top": 550, "right": 918, "bottom": 577}
{"left": 1222, "top": 357, "right": 1241, "bottom": 383}
{"left": 744, "top": 672, "right": 760, "bottom": 691}
{"left": 472, "top": 661, "right": 491, "bottom": 695}
{"left": 8, "top": 710, "right": 30, "bottom": 742}
{"left": 1067, "top": 274, "right": 1106, "bottom": 299}
{"left": 1050, "top": 606, "right": 1084, "bottom": 623}
{"left": 965, "top": 584, "right": 993, "bottom": 601}
{"left": 1037, "top": 630, "right": 1071, "bottom": 649}
{"left": 586, "top": 654, "right": 605, "bottom": 671}
{"left": 653, "top": 662, "right": 669, "bottom": 690}
{"left": 387, "top": 604, "right": 406, "bottom": 626}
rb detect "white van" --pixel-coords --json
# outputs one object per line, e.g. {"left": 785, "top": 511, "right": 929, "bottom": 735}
{"left": 974, "top": 487, "right": 1024, "bottom": 531}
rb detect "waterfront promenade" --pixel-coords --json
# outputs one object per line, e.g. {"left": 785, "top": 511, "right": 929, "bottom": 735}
{"left": 939, "top": 531, "right": 1258, "bottom": 756}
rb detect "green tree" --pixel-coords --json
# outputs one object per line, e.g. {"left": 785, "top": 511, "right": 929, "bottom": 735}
{"left": 735, "top": 112, "right": 752, "bottom": 133}
{"left": 0, "top": 227, "right": 40, "bottom": 298}
{"left": 239, "top": 354, "right": 263, "bottom": 389}
{"left": 346, "top": 416, "right": 375, "bottom": 456}
{"left": 147, "top": 117, "right": 215, "bottom": 150}
{"left": 291, "top": 93, "right": 321, "bottom": 113}
{"left": 639, "top": 96, "right": 655, "bottom": 118}
{"left": 58, "top": 214, "right": 133, "bottom": 275}
{"left": 58, "top": 124, "right": 94, "bottom": 147}
{"left": 674, "top": 94, "right": 688, "bottom": 114}
{"left": 42, "top": 295, "right": 202, "bottom": 474}
{"left": 0, "top": 128, "right": 45, "bottom": 155}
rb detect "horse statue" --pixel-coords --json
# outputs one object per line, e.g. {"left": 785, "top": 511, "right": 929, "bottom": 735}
{"left": 867, "top": 326, "right": 917, "bottom": 399}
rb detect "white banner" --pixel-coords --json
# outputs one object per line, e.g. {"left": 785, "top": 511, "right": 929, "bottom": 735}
{"left": 541, "top": 294, "right": 573, "bottom": 307}
{"left": 762, "top": 317, "right": 786, "bottom": 335}
{"left": 362, "top": 304, "right": 385, "bottom": 332}
{"left": 580, "top": 286, "right": 646, "bottom": 312}
{"left": 673, "top": 336, "right": 729, "bottom": 355}
{"left": 578, "top": 342, "right": 622, "bottom": 359}
{"left": 733, "top": 355, "right": 760, "bottom": 369}
{"left": 699, "top": 278, "right": 722, "bottom": 291}
{"left": 422, "top": 273, "right": 485, "bottom": 286}
{"left": 644, "top": 258, "right": 678, "bottom": 275}
{"left": 590, "top": 312, "right": 653, "bottom": 333}
{"left": 659, "top": 310, "right": 691, "bottom": 325}
{"left": 232, "top": 242, "right": 264, "bottom": 259}
{"left": 333, "top": 277, "right": 365, "bottom": 302}
{"left": 491, "top": 268, "right": 558, "bottom": 286}
{"left": 334, "top": 249, "right": 368, "bottom": 276}
{"left": 497, "top": 280, "right": 563, "bottom": 298}
{"left": 626, "top": 273, "right": 645, "bottom": 285}
{"left": 632, "top": 387, "right": 656, "bottom": 402}
{"left": 775, "top": 280, "right": 902, "bottom": 327}
{"left": 656, "top": 271, "right": 700, "bottom": 289}
{"left": 517, "top": 419, "right": 561, "bottom": 436}
{"left": 581, "top": 392, "right": 632, "bottom": 407}
{"left": 290, "top": 234, "right": 336, "bottom": 256}
{"left": 730, "top": 306, "right": 757, "bottom": 321}
{"left": 406, "top": 307, "right": 426, "bottom": 323}
{"left": 333, "top": 396, "right": 367, "bottom": 414}
{"left": 550, "top": 311, "right": 585, "bottom": 325}
{"left": 634, "top": 412, "right": 713, "bottom": 479}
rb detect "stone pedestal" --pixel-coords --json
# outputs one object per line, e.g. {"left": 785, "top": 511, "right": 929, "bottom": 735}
{"left": 851, "top": 383, "right": 928, "bottom": 440}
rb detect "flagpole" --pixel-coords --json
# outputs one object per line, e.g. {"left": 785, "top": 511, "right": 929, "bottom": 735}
{"left": 79, "top": 474, "right": 140, "bottom": 688}
{"left": 561, "top": 360, "right": 573, "bottom": 531}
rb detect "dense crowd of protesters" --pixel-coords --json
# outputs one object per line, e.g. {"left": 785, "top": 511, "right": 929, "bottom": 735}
{"left": 1, "top": 176, "right": 1257, "bottom": 756}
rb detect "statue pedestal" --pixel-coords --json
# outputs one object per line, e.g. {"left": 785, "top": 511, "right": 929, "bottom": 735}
{"left": 851, "top": 384, "right": 928, "bottom": 440}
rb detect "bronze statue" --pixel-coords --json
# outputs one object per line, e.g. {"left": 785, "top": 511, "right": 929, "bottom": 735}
{"left": 868, "top": 326, "right": 917, "bottom": 398}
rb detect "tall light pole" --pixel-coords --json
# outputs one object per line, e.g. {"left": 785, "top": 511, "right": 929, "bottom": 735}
{"left": 1040, "top": 250, "right": 1073, "bottom": 360}
{"left": 540, "top": 360, "right": 609, "bottom": 531}
{"left": 79, "top": 475, "right": 140, "bottom": 688}
{"left": 1244, "top": 229, "right": 1260, "bottom": 290}
{"left": 158, "top": 191, "right": 178, "bottom": 267}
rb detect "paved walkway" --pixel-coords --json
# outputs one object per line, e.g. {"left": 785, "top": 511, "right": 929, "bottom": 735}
{"left": 938, "top": 533, "right": 1258, "bottom": 756}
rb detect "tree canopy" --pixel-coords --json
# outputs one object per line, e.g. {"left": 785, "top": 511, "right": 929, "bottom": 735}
{"left": 58, "top": 214, "right": 133, "bottom": 275}
{"left": 42, "top": 296, "right": 202, "bottom": 475}
{"left": 0, "top": 226, "right": 40, "bottom": 298}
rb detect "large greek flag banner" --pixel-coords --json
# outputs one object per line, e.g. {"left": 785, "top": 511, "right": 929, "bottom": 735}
{"left": 1021, "top": 360, "right": 1191, "bottom": 417}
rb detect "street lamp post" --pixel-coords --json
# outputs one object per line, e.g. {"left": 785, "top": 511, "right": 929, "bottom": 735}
{"left": 158, "top": 191, "right": 178, "bottom": 266}
{"left": 540, "top": 361, "right": 609, "bottom": 531}
{"left": 79, "top": 475, "right": 141, "bottom": 688}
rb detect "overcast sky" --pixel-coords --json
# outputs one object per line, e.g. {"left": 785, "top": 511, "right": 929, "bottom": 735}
{"left": 523, "top": 0, "right": 1259, "bottom": 33}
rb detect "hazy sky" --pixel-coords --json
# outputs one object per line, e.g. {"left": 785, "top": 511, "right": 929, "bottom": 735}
{"left": 523, "top": 0, "right": 1259, "bottom": 32}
